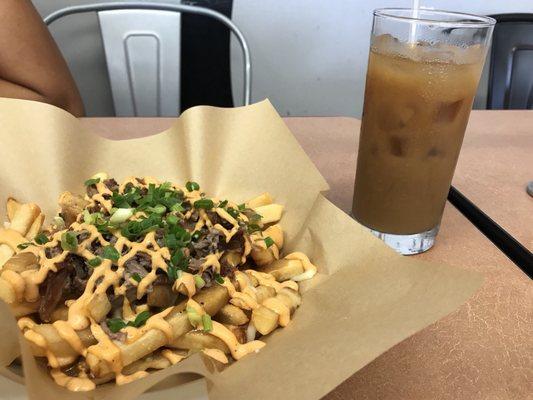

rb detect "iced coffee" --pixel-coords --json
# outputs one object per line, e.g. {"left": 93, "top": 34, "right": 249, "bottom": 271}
{"left": 352, "top": 29, "right": 491, "bottom": 253}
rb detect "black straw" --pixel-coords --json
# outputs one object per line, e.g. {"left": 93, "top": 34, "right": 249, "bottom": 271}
{"left": 447, "top": 186, "right": 532, "bottom": 279}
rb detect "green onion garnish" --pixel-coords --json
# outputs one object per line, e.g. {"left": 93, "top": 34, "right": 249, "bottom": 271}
{"left": 83, "top": 210, "right": 107, "bottom": 226}
{"left": 53, "top": 216, "right": 65, "bottom": 229}
{"left": 131, "top": 273, "right": 142, "bottom": 282}
{"left": 170, "top": 203, "right": 185, "bottom": 212}
{"left": 17, "top": 242, "right": 31, "bottom": 250}
{"left": 34, "top": 233, "right": 50, "bottom": 245}
{"left": 249, "top": 212, "right": 262, "bottom": 222}
{"left": 107, "top": 318, "right": 127, "bottom": 333}
{"left": 186, "top": 181, "right": 200, "bottom": 192}
{"left": 167, "top": 265, "right": 178, "bottom": 281}
{"left": 107, "top": 311, "right": 151, "bottom": 333}
{"left": 264, "top": 236, "right": 274, "bottom": 248}
{"left": 186, "top": 306, "right": 202, "bottom": 326}
{"left": 214, "top": 274, "right": 225, "bottom": 285}
{"left": 202, "top": 314, "right": 213, "bottom": 332}
{"left": 87, "top": 257, "right": 102, "bottom": 267}
{"left": 193, "top": 199, "right": 214, "bottom": 210}
{"left": 109, "top": 208, "right": 134, "bottom": 225}
{"left": 102, "top": 245, "right": 120, "bottom": 262}
{"left": 83, "top": 209, "right": 92, "bottom": 224}
{"left": 166, "top": 214, "right": 179, "bottom": 225}
{"left": 194, "top": 275, "right": 206, "bottom": 289}
{"left": 227, "top": 207, "right": 240, "bottom": 219}
{"left": 191, "top": 231, "right": 201, "bottom": 242}
{"left": 61, "top": 232, "right": 78, "bottom": 252}
{"left": 247, "top": 224, "right": 261, "bottom": 234}
{"left": 84, "top": 177, "right": 101, "bottom": 186}
{"left": 129, "top": 311, "right": 151, "bottom": 327}
{"left": 120, "top": 213, "right": 162, "bottom": 241}
{"left": 147, "top": 204, "right": 166, "bottom": 214}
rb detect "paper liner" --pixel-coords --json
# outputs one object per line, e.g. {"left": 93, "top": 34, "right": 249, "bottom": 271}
{"left": 0, "top": 98, "right": 481, "bottom": 399}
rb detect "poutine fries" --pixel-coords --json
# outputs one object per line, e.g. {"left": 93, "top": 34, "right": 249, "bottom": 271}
{"left": 0, "top": 174, "right": 317, "bottom": 391}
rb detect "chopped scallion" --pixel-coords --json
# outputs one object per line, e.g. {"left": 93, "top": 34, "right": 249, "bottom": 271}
{"left": 194, "top": 275, "right": 206, "bottom": 289}
{"left": 107, "top": 318, "right": 127, "bottom": 333}
{"left": 214, "top": 274, "right": 225, "bottom": 285}
{"left": 186, "top": 306, "right": 202, "bottom": 326}
{"left": 202, "top": 314, "right": 213, "bottom": 332}
{"left": 186, "top": 181, "right": 200, "bottom": 192}
{"left": 53, "top": 216, "right": 65, "bottom": 229}
{"left": 61, "top": 231, "right": 78, "bottom": 252}
{"left": 84, "top": 177, "right": 101, "bottom": 186}
{"left": 166, "top": 214, "right": 179, "bottom": 225}
{"left": 193, "top": 199, "right": 214, "bottom": 210}
{"left": 102, "top": 245, "right": 120, "bottom": 262}
{"left": 87, "top": 257, "right": 102, "bottom": 267}
{"left": 264, "top": 236, "right": 274, "bottom": 248}
{"left": 109, "top": 208, "right": 134, "bottom": 225}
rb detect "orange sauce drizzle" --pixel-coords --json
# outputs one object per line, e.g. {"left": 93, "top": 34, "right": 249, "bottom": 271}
{"left": 0, "top": 176, "right": 315, "bottom": 392}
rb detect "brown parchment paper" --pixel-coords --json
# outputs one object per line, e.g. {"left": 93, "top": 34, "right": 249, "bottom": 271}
{"left": 0, "top": 97, "right": 482, "bottom": 400}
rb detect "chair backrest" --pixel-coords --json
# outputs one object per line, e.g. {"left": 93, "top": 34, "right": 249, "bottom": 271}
{"left": 487, "top": 14, "right": 533, "bottom": 110}
{"left": 98, "top": 9, "right": 181, "bottom": 116}
{"left": 44, "top": 2, "right": 251, "bottom": 117}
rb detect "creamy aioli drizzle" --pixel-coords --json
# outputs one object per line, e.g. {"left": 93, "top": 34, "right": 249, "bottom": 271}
{"left": 0, "top": 176, "right": 315, "bottom": 392}
{"left": 2, "top": 269, "right": 25, "bottom": 302}
{"left": 173, "top": 271, "right": 196, "bottom": 297}
{"left": 53, "top": 320, "right": 86, "bottom": 356}
{"left": 0, "top": 229, "right": 27, "bottom": 251}
{"left": 124, "top": 307, "right": 174, "bottom": 343}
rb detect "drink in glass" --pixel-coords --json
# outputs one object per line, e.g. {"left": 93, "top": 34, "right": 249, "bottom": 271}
{"left": 352, "top": 9, "right": 495, "bottom": 254}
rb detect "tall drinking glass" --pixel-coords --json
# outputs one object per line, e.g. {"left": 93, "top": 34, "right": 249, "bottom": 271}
{"left": 352, "top": 9, "right": 495, "bottom": 255}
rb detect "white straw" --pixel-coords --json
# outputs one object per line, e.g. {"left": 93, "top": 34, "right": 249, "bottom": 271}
{"left": 409, "top": 0, "right": 420, "bottom": 44}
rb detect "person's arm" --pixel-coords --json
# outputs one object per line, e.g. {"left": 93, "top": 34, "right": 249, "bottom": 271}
{"left": 0, "top": 0, "right": 84, "bottom": 116}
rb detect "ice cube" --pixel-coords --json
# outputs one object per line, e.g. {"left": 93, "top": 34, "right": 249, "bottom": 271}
{"left": 434, "top": 99, "right": 465, "bottom": 123}
{"left": 379, "top": 105, "right": 416, "bottom": 131}
{"left": 372, "top": 34, "right": 399, "bottom": 53}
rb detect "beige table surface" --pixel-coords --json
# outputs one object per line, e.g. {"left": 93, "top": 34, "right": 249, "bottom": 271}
{"left": 71, "top": 114, "right": 531, "bottom": 400}
{"left": 451, "top": 111, "right": 533, "bottom": 251}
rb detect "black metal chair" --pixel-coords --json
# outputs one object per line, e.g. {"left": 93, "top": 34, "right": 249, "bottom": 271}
{"left": 487, "top": 14, "right": 533, "bottom": 109}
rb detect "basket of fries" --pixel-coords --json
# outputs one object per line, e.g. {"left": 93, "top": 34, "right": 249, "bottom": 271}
{"left": 0, "top": 98, "right": 481, "bottom": 400}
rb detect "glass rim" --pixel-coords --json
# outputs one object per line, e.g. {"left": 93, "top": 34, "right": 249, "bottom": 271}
{"left": 374, "top": 8, "right": 496, "bottom": 28}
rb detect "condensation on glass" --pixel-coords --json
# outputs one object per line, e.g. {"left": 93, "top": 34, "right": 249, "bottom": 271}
{"left": 352, "top": 9, "right": 495, "bottom": 254}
